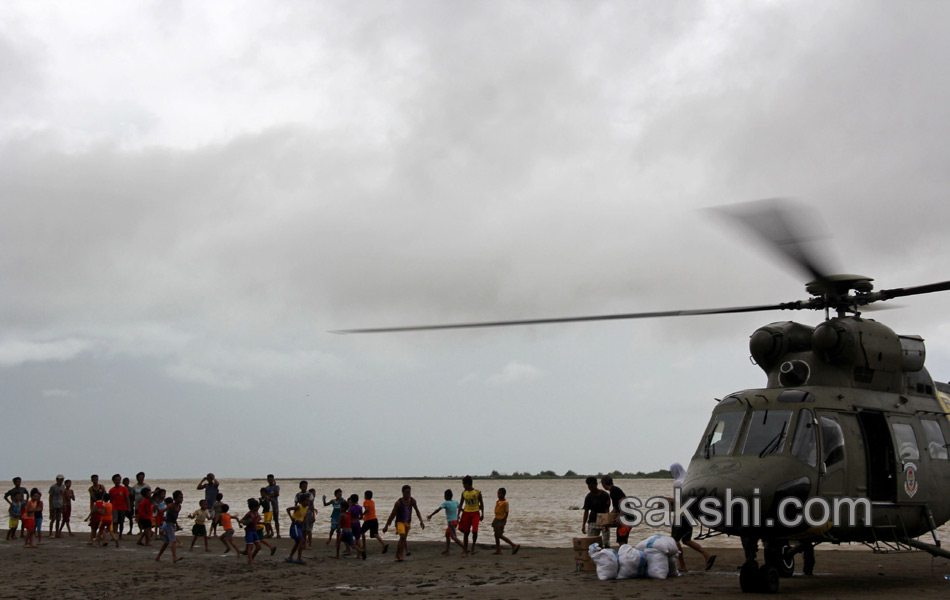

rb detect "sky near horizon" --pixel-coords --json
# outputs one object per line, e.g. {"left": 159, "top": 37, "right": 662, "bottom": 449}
{"left": 3, "top": 0, "right": 950, "bottom": 480}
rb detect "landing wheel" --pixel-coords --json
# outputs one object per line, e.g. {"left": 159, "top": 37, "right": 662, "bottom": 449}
{"left": 758, "top": 564, "right": 780, "bottom": 594}
{"left": 739, "top": 561, "right": 759, "bottom": 593}
{"left": 765, "top": 543, "right": 795, "bottom": 578}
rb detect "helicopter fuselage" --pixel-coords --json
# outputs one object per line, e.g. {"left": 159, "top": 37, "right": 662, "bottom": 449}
{"left": 682, "top": 317, "right": 950, "bottom": 546}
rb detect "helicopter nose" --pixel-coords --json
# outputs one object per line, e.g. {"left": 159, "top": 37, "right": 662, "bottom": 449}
{"left": 682, "top": 475, "right": 812, "bottom": 531}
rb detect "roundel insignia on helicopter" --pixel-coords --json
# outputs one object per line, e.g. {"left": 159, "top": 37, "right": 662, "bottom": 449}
{"left": 903, "top": 462, "right": 918, "bottom": 498}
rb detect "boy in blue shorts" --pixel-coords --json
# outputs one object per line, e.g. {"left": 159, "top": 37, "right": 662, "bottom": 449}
{"left": 240, "top": 498, "right": 262, "bottom": 565}
{"left": 285, "top": 497, "right": 308, "bottom": 564}
{"left": 427, "top": 489, "right": 466, "bottom": 556}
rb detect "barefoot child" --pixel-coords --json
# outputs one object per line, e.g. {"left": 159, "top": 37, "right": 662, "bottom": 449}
{"left": 189, "top": 499, "right": 211, "bottom": 552}
{"left": 348, "top": 494, "right": 367, "bottom": 559}
{"left": 285, "top": 498, "right": 308, "bottom": 564}
{"left": 254, "top": 510, "right": 278, "bottom": 557}
{"left": 323, "top": 489, "right": 343, "bottom": 545}
{"left": 156, "top": 490, "right": 182, "bottom": 563}
{"left": 383, "top": 485, "right": 425, "bottom": 562}
{"left": 240, "top": 498, "right": 262, "bottom": 565}
{"left": 5, "top": 491, "right": 22, "bottom": 541}
{"left": 32, "top": 490, "right": 44, "bottom": 545}
{"left": 492, "top": 488, "right": 520, "bottom": 555}
{"left": 259, "top": 487, "right": 274, "bottom": 538}
{"left": 22, "top": 491, "right": 39, "bottom": 548}
{"left": 293, "top": 483, "right": 316, "bottom": 549}
{"left": 135, "top": 488, "right": 153, "bottom": 546}
{"left": 94, "top": 490, "right": 118, "bottom": 547}
{"left": 210, "top": 493, "right": 224, "bottom": 536}
{"left": 62, "top": 480, "right": 75, "bottom": 536}
{"left": 108, "top": 474, "right": 130, "bottom": 539}
{"left": 458, "top": 476, "right": 484, "bottom": 555}
{"left": 360, "top": 490, "right": 388, "bottom": 554}
{"left": 217, "top": 504, "right": 241, "bottom": 554}
{"left": 427, "top": 489, "right": 465, "bottom": 555}
{"left": 334, "top": 500, "right": 358, "bottom": 559}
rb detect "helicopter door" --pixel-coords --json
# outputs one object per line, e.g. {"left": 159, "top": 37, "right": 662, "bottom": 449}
{"left": 856, "top": 411, "right": 897, "bottom": 502}
{"left": 816, "top": 412, "right": 848, "bottom": 496}
{"left": 816, "top": 413, "right": 867, "bottom": 498}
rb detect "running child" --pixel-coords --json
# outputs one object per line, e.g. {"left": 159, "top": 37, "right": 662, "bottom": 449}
{"left": 360, "top": 490, "right": 388, "bottom": 554}
{"left": 94, "top": 490, "right": 118, "bottom": 547}
{"left": 294, "top": 482, "right": 316, "bottom": 549}
{"left": 210, "top": 493, "right": 224, "bottom": 536}
{"left": 285, "top": 497, "right": 308, "bottom": 564}
{"left": 334, "top": 500, "right": 360, "bottom": 559}
{"left": 323, "top": 489, "right": 343, "bottom": 544}
{"left": 240, "top": 498, "right": 262, "bottom": 565}
{"left": 348, "top": 494, "right": 367, "bottom": 559}
{"left": 151, "top": 488, "right": 166, "bottom": 538}
{"left": 189, "top": 499, "right": 211, "bottom": 552}
{"left": 491, "top": 488, "right": 520, "bottom": 555}
{"left": 427, "top": 489, "right": 466, "bottom": 555}
{"left": 253, "top": 510, "right": 278, "bottom": 556}
{"left": 217, "top": 504, "right": 241, "bottom": 554}
{"left": 156, "top": 490, "right": 182, "bottom": 563}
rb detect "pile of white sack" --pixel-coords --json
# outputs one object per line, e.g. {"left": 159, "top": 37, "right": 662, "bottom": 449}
{"left": 588, "top": 535, "right": 681, "bottom": 581}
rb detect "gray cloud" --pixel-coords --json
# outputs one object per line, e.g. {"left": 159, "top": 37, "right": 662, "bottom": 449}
{"left": 2, "top": 1, "right": 950, "bottom": 478}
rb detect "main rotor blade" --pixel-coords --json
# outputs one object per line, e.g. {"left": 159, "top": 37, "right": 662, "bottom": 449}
{"left": 878, "top": 280, "right": 950, "bottom": 300}
{"left": 330, "top": 302, "right": 801, "bottom": 334}
{"left": 711, "top": 199, "right": 835, "bottom": 285}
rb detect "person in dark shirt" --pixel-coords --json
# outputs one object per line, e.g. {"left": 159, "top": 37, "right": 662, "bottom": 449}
{"left": 600, "top": 475, "right": 629, "bottom": 544}
{"left": 581, "top": 476, "right": 610, "bottom": 546}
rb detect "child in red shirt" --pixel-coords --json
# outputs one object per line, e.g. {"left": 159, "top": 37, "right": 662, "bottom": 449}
{"left": 136, "top": 489, "right": 153, "bottom": 546}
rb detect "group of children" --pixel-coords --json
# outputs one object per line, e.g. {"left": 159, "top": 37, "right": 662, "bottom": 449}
{"left": 5, "top": 475, "right": 521, "bottom": 565}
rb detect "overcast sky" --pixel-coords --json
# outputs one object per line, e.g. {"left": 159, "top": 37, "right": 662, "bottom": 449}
{"left": 3, "top": 0, "right": 950, "bottom": 481}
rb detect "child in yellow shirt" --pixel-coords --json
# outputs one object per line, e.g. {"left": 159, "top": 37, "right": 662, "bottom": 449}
{"left": 491, "top": 488, "right": 520, "bottom": 555}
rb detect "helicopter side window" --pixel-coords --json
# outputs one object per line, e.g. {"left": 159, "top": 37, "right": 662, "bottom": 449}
{"left": 920, "top": 419, "right": 949, "bottom": 460}
{"left": 819, "top": 416, "right": 846, "bottom": 468}
{"left": 741, "top": 410, "right": 792, "bottom": 457}
{"left": 701, "top": 411, "right": 745, "bottom": 457}
{"left": 790, "top": 409, "right": 818, "bottom": 467}
{"left": 891, "top": 423, "right": 920, "bottom": 462}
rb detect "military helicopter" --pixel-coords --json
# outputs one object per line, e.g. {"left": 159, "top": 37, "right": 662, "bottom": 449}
{"left": 333, "top": 200, "right": 950, "bottom": 594}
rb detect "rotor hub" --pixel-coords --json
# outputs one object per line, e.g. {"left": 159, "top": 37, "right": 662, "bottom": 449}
{"left": 805, "top": 274, "right": 874, "bottom": 297}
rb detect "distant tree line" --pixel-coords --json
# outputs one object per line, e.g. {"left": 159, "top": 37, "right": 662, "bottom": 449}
{"left": 484, "top": 469, "right": 672, "bottom": 480}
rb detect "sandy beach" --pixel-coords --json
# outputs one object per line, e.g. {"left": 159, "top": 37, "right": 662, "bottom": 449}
{"left": 3, "top": 534, "right": 949, "bottom": 599}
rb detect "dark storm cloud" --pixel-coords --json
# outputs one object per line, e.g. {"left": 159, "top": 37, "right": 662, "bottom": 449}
{"left": 2, "top": 1, "right": 950, "bottom": 478}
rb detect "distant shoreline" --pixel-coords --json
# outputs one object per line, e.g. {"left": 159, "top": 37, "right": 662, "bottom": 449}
{"left": 243, "top": 471, "right": 674, "bottom": 481}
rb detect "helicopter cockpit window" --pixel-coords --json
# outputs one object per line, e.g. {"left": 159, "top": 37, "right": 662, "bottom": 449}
{"left": 920, "top": 419, "right": 949, "bottom": 460}
{"left": 741, "top": 410, "right": 792, "bottom": 457}
{"left": 891, "top": 423, "right": 920, "bottom": 463}
{"left": 701, "top": 411, "right": 745, "bottom": 457}
{"left": 819, "top": 416, "right": 845, "bottom": 467}
{"left": 790, "top": 409, "right": 818, "bottom": 467}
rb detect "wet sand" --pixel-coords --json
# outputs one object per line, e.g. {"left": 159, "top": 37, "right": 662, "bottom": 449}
{"left": 2, "top": 534, "right": 948, "bottom": 599}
